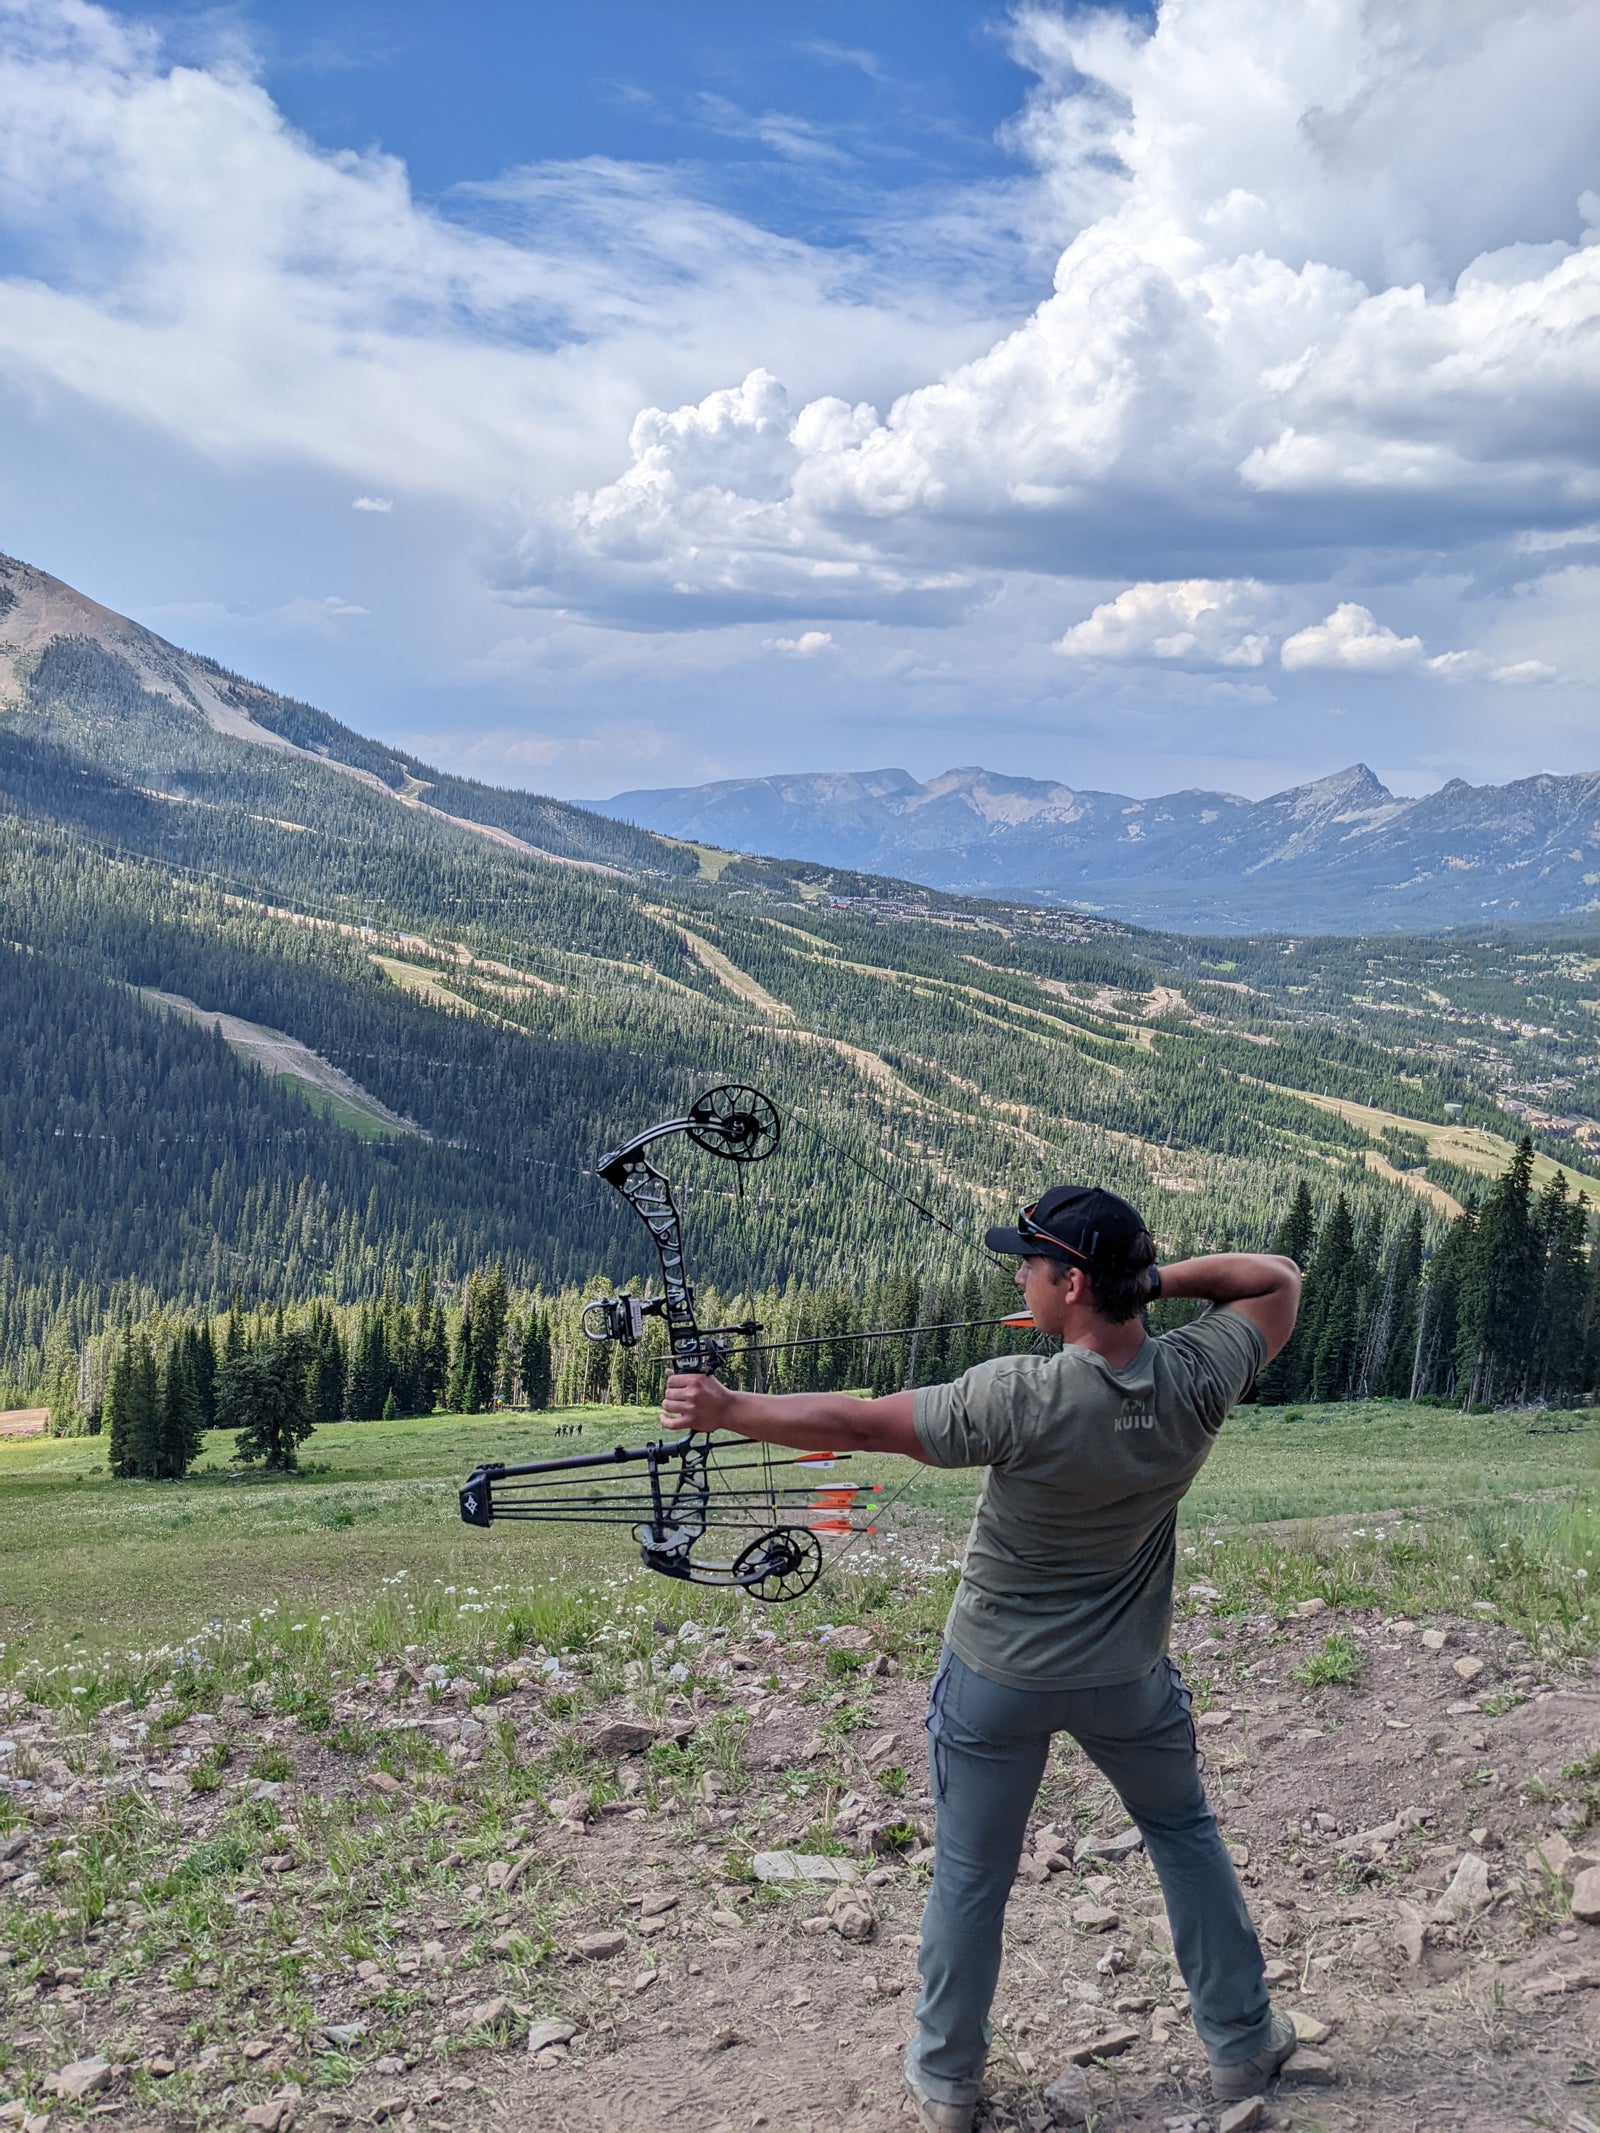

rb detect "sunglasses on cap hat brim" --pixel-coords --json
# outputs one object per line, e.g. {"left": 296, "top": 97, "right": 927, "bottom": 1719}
{"left": 1015, "top": 1200, "right": 1096, "bottom": 1263}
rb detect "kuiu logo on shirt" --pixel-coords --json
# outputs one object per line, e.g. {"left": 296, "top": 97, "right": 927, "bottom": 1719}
{"left": 1114, "top": 1403, "right": 1158, "bottom": 1432}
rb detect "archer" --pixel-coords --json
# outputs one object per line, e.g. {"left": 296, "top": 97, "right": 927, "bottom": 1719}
{"left": 661, "top": 1182, "right": 1304, "bottom": 2129}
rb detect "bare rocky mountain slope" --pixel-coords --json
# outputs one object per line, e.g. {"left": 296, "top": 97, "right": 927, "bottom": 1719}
{"left": 602, "top": 762, "right": 1600, "bottom": 933}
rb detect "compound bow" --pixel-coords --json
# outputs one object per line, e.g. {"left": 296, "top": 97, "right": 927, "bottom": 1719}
{"left": 461, "top": 1084, "right": 862, "bottom": 1600}
{"left": 459, "top": 1082, "right": 1036, "bottom": 1601}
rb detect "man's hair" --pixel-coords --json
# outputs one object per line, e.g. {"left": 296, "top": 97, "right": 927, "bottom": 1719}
{"left": 1042, "top": 1229, "right": 1158, "bottom": 1323}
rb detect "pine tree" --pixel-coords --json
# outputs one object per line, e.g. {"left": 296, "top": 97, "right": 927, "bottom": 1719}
{"left": 189, "top": 1322, "right": 217, "bottom": 1429}
{"left": 469, "top": 1264, "right": 509, "bottom": 1412}
{"left": 106, "top": 1327, "right": 161, "bottom": 1479}
{"left": 1376, "top": 1209, "right": 1425, "bottom": 1397}
{"left": 1534, "top": 1177, "right": 1589, "bottom": 1402}
{"left": 1457, "top": 1136, "right": 1540, "bottom": 1405}
{"left": 1312, "top": 1264, "right": 1361, "bottom": 1402}
{"left": 347, "top": 1308, "right": 389, "bottom": 1421}
{"left": 157, "top": 1343, "right": 204, "bottom": 1478}
{"left": 519, "top": 1304, "right": 554, "bottom": 1411}
{"left": 42, "top": 1319, "right": 79, "bottom": 1437}
{"left": 306, "top": 1304, "right": 346, "bottom": 1423}
{"left": 221, "top": 1328, "right": 316, "bottom": 1472}
{"left": 1274, "top": 1180, "right": 1316, "bottom": 1269}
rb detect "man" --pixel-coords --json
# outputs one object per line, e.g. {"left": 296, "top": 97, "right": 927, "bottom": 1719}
{"left": 660, "top": 1183, "right": 1302, "bottom": 2129}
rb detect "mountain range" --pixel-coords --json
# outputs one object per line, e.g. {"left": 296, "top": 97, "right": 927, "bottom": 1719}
{"left": 0, "top": 546, "right": 1595, "bottom": 1402}
{"left": 601, "top": 762, "right": 1600, "bottom": 933}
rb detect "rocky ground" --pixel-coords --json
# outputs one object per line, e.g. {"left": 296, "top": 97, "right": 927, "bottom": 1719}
{"left": 4, "top": 1593, "right": 1600, "bottom": 2133}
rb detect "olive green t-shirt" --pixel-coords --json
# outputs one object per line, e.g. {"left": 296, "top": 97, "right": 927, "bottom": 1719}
{"left": 912, "top": 1307, "right": 1266, "bottom": 1691}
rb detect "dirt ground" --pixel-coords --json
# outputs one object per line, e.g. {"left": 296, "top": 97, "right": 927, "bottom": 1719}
{"left": 5, "top": 1597, "right": 1600, "bottom": 2133}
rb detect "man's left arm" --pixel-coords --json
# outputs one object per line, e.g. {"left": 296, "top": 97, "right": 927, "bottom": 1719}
{"left": 658, "top": 1376, "right": 927, "bottom": 1460}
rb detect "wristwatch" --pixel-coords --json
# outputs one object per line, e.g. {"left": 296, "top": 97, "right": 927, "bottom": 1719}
{"left": 1146, "top": 1265, "right": 1163, "bottom": 1299}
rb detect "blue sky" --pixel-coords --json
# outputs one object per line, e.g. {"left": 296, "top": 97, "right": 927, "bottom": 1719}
{"left": 0, "top": 0, "right": 1595, "bottom": 803}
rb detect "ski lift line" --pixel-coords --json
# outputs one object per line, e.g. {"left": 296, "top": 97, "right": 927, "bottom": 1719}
{"left": 782, "top": 1103, "right": 1011, "bottom": 1273}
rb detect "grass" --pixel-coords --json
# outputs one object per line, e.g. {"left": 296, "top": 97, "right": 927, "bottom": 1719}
{"left": 1, "top": 1399, "right": 1597, "bottom": 1703}
{"left": 1292, "top": 1631, "right": 1364, "bottom": 1688}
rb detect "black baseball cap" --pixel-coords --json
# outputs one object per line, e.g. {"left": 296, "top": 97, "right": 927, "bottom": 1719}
{"left": 986, "top": 1184, "right": 1150, "bottom": 1268}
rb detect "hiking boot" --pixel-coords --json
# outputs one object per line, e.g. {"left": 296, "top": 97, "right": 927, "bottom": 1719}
{"left": 1210, "top": 2009, "right": 1299, "bottom": 2101}
{"left": 902, "top": 2050, "right": 977, "bottom": 2132}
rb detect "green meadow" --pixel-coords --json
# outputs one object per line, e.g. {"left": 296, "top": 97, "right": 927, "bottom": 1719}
{"left": 2, "top": 1401, "right": 1597, "bottom": 1700}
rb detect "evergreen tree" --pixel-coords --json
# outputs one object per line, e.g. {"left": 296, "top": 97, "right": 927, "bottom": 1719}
{"left": 42, "top": 1319, "right": 80, "bottom": 1437}
{"left": 1273, "top": 1179, "right": 1316, "bottom": 1269}
{"left": 1376, "top": 1209, "right": 1426, "bottom": 1397}
{"left": 415, "top": 1270, "right": 449, "bottom": 1414}
{"left": 519, "top": 1303, "right": 554, "bottom": 1410}
{"left": 306, "top": 1303, "right": 346, "bottom": 1423}
{"left": 221, "top": 1328, "right": 316, "bottom": 1471}
{"left": 347, "top": 1307, "right": 389, "bottom": 1421}
{"left": 1457, "top": 1136, "right": 1540, "bottom": 1405}
{"left": 106, "top": 1327, "right": 160, "bottom": 1479}
{"left": 189, "top": 1322, "right": 217, "bottom": 1430}
{"left": 156, "top": 1342, "right": 204, "bottom": 1478}
{"left": 1534, "top": 1177, "right": 1589, "bottom": 1402}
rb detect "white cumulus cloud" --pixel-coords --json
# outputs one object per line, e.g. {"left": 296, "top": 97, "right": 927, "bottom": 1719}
{"left": 507, "top": 0, "right": 1600, "bottom": 625}
{"left": 351, "top": 496, "right": 394, "bottom": 513}
{"left": 764, "top": 630, "right": 835, "bottom": 658}
{"left": 1280, "top": 604, "right": 1423, "bottom": 672}
{"left": 1055, "top": 581, "right": 1274, "bottom": 666}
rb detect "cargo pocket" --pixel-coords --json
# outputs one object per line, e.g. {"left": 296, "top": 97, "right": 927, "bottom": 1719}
{"left": 925, "top": 1651, "right": 953, "bottom": 1804}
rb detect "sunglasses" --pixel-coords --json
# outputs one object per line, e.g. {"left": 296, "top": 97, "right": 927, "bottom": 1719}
{"left": 1017, "top": 1200, "right": 1095, "bottom": 1262}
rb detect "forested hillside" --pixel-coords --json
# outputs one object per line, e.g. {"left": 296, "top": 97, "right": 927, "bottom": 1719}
{"left": 1, "top": 558, "right": 1596, "bottom": 1407}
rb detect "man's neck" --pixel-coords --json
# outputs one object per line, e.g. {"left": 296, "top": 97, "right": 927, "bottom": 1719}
{"left": 1059, "top": 1311, "right": 1148, "bottom": 1370}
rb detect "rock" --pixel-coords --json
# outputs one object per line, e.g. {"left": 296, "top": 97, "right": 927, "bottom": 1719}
{"left": 751, "top": 1851, "right": 860, "bottom": 1884}
{"left": 862, "top": 1730, "right": 900, "bottom": 1766}
{"left": 240, "top": 2105, "right": 291, "bottom": 2132}
{"left": 1042, "top": 2064, "right": 1092, "bottom": 2125}
{"left": 1571, "top": 1867, "right": 1600, "bottom": 1926}
{"left": 1065, "top": 2024, "right": 1140, "bottom": 2065}
{"left": 316, "top": 2023, "right": 366, "bottom": 2048}
{"left": 1218, "top": 2102, "right": 1266, "bottom": 2133}
{"left": 1071, "top": 1904, "right": 1121, "bottom": 1932}
{"left": 826, "top": 1886, "right": 875, "bottom": 1942}
{"left": 590, "top": 1720, "right": 658, "bottom": 1758}
{"left": 51, "top": 2059, "right": 112, "bottom": 2102}
{"left": 1289, "top": 2010, "right": 1331, "bottom": 2045}
{"left": 1526, "top": 1833, "right": 1573, "bottom": 1878}
{"left": 1014, "top": 1855, "right": 1051, "bottom": 1885}
{"left": 1281, "top": 2047, "right": 1337, "bottom": 2086}
{"left": 1343, "top": 1806, "right": 1428, "bottom": 1854}
{"left": 1196, "top": 1709, "right": 1234, "bottom": 1729}
{"left": 1262, "top": 1959, "right": 1293, "bottom": 1985}
{"left": 572, "top": 1931, "right": 628, "bottom": 1960}
{"left": 639, "top": 1891, "right": 679, "bottom": 1919}
{"left": 525, "top": 2021, "right": 577, "bottom": 2056}
{"left": 1074, "top": 1828, "right": 1144, "bottom": 1865}
{"left": 1420, "top": 1628, "right": 1448, "bottom": 1651}
{"left": 1452, "top": 1656, "right": 1484, "bottom": 1683}
{"left": 705, "top": 2026, "right": 745, "bottom": 2052}
{"left": 364, "top": 1770, "right": 402, "bottom": 1796}
{"left": 467, "top": 1996, "right": 513, "bottom": 2030}
{"left": 1395, "top": 1902, "right": 1427, "bottom": 1966}
{"left": 1562, "top": 1852, "right": 1600, "bottom": 1893}
{"left": 710, "top": 1908, "right": 742, "bottom": 1930}
{"left": 1431, "top": 1853, "right": 1492, "bottom": 1923}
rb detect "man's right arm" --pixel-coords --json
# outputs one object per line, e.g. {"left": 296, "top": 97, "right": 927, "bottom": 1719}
{"left": 1154, "top": 1253, "right": 1301, "bottom": 1360}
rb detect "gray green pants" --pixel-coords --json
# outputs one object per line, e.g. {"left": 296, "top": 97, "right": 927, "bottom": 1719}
{"left": 908, "top": 1648, "right": 1271, "bottom": 2106}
